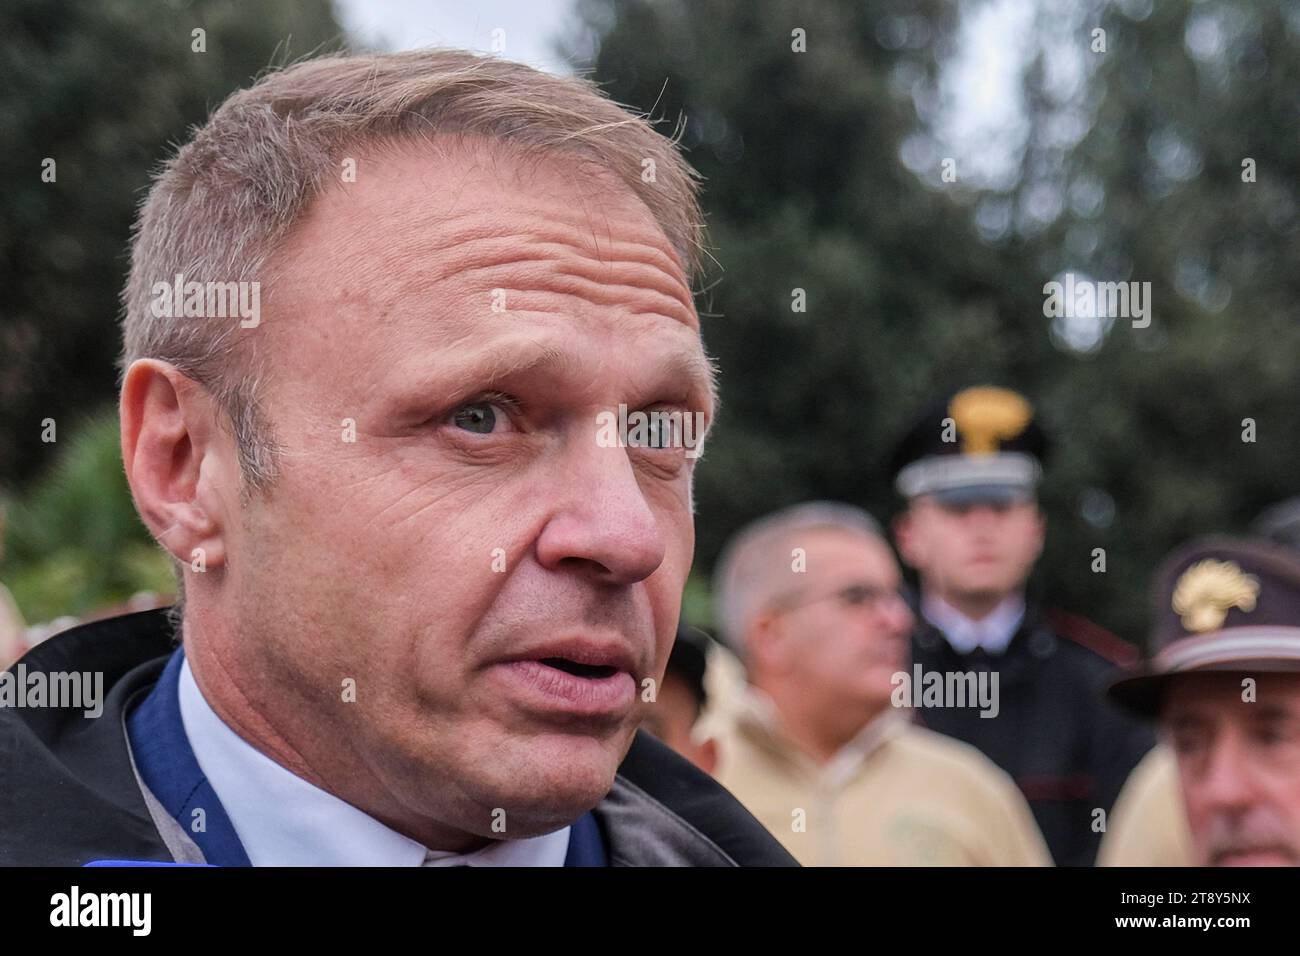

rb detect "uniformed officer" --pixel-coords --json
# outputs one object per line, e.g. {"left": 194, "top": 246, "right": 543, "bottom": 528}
{"left": 890, "top": 385, "right": 1154, "bottom": 865}
{"left": 1099, "top": 500, "right": 1300, "bottom": 866}
{"left": 1109, "top": 537, "right": 1300, "bottom": 866}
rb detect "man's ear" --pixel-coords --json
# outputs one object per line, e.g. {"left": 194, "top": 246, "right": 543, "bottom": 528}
{"left": 892, "top": 508, "right": 920, "bottom": 568}
{"left": 746, "top": 607, "right": 785, "bottom": 674}
{"left": 1030, "top": 503, "right": 1048, "bottom": 559}
{"left": 120, "top": 359, "right": 234, "bottom": 571}
{"left": 691, "top": 737, "right": 719, "bottom": 776}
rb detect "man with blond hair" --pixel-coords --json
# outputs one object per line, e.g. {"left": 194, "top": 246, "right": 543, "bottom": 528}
{"left": 0, "top": 49, "right": 794, "bottom": 867}
{"left": 709, "top": 502, "right": 1051, "bottom": 866}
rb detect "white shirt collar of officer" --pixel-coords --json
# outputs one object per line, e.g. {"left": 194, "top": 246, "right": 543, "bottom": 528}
{"left": 178, "top": 656, "right": 571, "bottom": 866}
{"left": 921, "top": 593, "right": 1026, "bottom": 657}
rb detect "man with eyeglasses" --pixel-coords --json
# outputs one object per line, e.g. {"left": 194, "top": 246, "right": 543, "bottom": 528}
{"left": 890, "top": 386, "right": 1154, "bottom": 866}
{"left": 709, "top": 501, "right": 1050, "bottom": 865}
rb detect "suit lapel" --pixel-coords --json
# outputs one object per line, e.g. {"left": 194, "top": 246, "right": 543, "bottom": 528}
{"left": 563, "top": 810, "right": 608, "bottom": 866}
{"left": 126, "top": 648, "right": 252, "bottom": 866}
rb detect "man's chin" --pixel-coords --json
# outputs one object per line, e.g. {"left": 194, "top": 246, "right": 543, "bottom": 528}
{"left": 955, "top": 577, "right": 1015, "bottom": 599}
{"left": 466, "top": 728, "right": 631, "bottom": 834}
{"left": 1210, "top": 847, "right": 1299, "bottom": 867}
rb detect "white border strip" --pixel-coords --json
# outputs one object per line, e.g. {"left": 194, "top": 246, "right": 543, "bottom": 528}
{"left": 1155, "top": 626, "right": 1300, "bottom": 672}
{"left": 896, "top": 451, "right": 1041, "bottom": 498}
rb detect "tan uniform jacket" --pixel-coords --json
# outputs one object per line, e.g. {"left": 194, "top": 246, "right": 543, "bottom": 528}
{"left": 1097, "top": 743, "right": 1193, "bottom": 867}
{"left": 0, "top": 583, "right": 25, "bottom": 669}
{"left": 713, "top": 690, "right": 1053, "bottom": 867}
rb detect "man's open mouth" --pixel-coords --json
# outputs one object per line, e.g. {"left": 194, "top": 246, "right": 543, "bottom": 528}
{"left": 1214, "top": 844, "right": 1292, "bottom": 865}
{"left": 495, "top": 643, "right": 638, "bottom": 717}
{"left": 538, "top": 657, "right": 621, "bottom": 680}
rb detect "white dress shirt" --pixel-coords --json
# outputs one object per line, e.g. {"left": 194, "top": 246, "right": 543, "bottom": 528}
{"left": 177, "top": 657, "right": 571, "bottom": 866}
{"left": 921, "top": 593, "right": 1026, "bottom": 657}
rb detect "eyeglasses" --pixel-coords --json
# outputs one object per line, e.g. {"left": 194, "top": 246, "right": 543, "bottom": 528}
{"left": 770, "top": 581, "right": 909, "bottom": 617}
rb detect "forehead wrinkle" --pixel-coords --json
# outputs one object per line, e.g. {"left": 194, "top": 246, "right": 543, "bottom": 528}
{"left": 281, "top": 170, "right": 697, "bottom": 341}
{"left": 268, "top": 157, "right": 706, "bottom": 390}
{"left": 426, "top": 225, "right": 694, "bottom": 317}
{"left": 275, "top": 131, "right": 694, "bottom": 289}
{"left": 395, "top": 182, "right": 684, "bottom": 264}
{"left": 574, "top": 163, "right": 623, "bottom": 303}
{"left": 426, "top": 215, "right": 686, "bottom": 273}
{"left": 437, "top": 228, "right": 692, "bottom": 299}
{"left": 499, "top": 273, "right": 695, "bottom": 332}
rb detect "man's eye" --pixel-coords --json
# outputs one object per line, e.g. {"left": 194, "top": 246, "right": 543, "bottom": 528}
{"left": 1254, "top": 725, "right": 1294, "bottom": 748}
{"left": 645, "top": 418, "right": 672, "bottom": 449}
{"left": 840, "top": 585, "right": 876, "bottom": 606}
{"left": 623, "top": 413, "right": 670, "bottom": 449}
{"left": 450, "top": 400, "right": 507, "bottom": 434}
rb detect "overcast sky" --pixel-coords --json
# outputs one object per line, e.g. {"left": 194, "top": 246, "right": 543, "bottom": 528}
{"left": 332, "top": 0, "right": 1030, "bottom": 183}
{"left": 334, "top": 0, "right": 581, "bottom": 75}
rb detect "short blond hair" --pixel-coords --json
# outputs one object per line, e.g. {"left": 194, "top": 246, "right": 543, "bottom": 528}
{"left": 120, "top": 48, "right": 706, "bottom": 489}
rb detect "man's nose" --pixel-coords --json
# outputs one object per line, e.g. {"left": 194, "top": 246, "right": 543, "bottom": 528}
{"left": 533, "top": 440, "right": 668, "bottom": 585}
{"left": 860, "top": 589, "right": 913, "bottom": 641}
{"left": 1198, "top": 733, "right": 1259, "bottom": 815}
{"left": 963, "top": 505, "right": 1001, "bottom": 528}
{"left": 880, "top": 591, "right": 915, "bottom": 637}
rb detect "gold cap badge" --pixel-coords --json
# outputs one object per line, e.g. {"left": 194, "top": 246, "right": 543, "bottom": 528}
{"left": 1172, "top": 559, "right": 1260, "bottom": 633}
{"left": 949, "top": 387, "right": 1033, "bottom": 456}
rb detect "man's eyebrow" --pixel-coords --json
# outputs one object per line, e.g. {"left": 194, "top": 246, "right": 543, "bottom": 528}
{"left": 395, "top": 334, "right": 718, "bottom": 411}
{"left": 656, "top": 346, "right": 719, "bottom": 413}
{"left": 1246, "top": 704, "right": 1300, "bottom": 723}
{"left": 387, "top": 336, "right": 575, "bottom": 404}
{"left": 1165, "top": 711, "right": 1210, "bottom": 732}
{"left": 464, "top": 339, "right": 580, "bottom": 383}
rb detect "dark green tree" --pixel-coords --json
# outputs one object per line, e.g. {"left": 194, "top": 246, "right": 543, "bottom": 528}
{"left": 0, "top": 0, "right": 344, "bottom": 490}
{"left": 0, "top": 0, "right": 344, "bottom": 620}
{"left": 1011, "top": 0, "right": 1300, "bottom": 637}
{"left": 571, "top": 0, "right": 1072, "bottom": 626}
{"left": 575, "top": 0, "right": 1299, "bottom": 643}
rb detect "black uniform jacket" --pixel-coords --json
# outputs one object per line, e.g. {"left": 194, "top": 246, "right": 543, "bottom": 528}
{"left": 911, "top": 605, "right": 1155, "bottom": 866}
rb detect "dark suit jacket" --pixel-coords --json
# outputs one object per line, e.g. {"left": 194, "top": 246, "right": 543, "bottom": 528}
{"left": 1, "top": 609, "right": 796, "bottom": 867}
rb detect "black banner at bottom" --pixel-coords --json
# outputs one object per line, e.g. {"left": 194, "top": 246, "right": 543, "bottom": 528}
{"left": 1, "top": 865, "right": 1277, "bottom": 941}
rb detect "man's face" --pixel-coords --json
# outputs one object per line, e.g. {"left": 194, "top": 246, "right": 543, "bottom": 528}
{"left": 759, "top": 530, "right": 913, "bottom": 709}
{"left": 895, "top": 495, "right": 1044, "bottom": 600}
{"left": 1165, "top": 672, "right": 1300, "bottom": 866}
{"left": 217, "top": 139, "right": 713, "bottom": 839}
